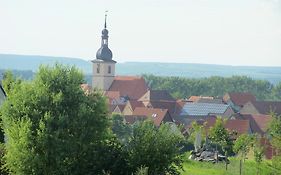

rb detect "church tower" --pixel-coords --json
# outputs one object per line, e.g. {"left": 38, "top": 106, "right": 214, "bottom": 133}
{"left": 92, "top": 13, "right": 116, "bottom": 91}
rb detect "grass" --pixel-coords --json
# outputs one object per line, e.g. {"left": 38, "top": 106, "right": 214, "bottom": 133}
{"left": 180, "top": 155, "right": 280, "bottom": 175}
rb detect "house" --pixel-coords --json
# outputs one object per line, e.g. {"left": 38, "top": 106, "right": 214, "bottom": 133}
{"left": 0, "top": 84, "right": 6, "bottom": 106}
{"left": 180, "top": 102, "right": 234, "bottom": 118}
{"left": 240, "top": 101, "right": 281, "bottom": 115}
{"left": 223, "top": 92, "right": 256, "bottom": 112}
{"left": 105, "top": 91, "right": 128, "bottom": 105}
{"left": 112, "top": 104, "right": 126, "bottom": 114}
{"left": 139, "top": 90, "right": 175, "bottom": 103}
{"left": 122, "top": 100, "right": 145, "bottom": 115}
{"left": 145, "top": 101, "right": 177, "bottom": 115}
{"left": 204, "top": 117, "right": 252, "bottom": 138}
{"left": 240, "top": 114, "right": 272, "bottom": 136}
{"left": 132, "top": 107, "right": 173, "bottom": 126}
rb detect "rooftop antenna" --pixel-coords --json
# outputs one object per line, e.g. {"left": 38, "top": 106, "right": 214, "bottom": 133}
{"left": 104, "top": 10, "right": 108, "bottom": 29}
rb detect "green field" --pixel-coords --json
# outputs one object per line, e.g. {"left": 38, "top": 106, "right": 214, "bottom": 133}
{"left": 181, "top": 157, "right": 279, "bottom": 175}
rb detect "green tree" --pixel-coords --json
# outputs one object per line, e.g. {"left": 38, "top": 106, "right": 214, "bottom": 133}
{"left": 1, "top": 70, "right": 21, "bottom": 96}
{"left": 126, "top": 120, "right": 184, "bottom": 175}
{"left": 233, "top": 134, "right": 255, "bottom": 161}
{"left": 188, "top": 121, "right": 206, "bottom": 151}
{"left": 208, "top": 117, "right": 233, "bottom": 156}
{"left": 268, "top": 113, "right": 281, "bottom": 172}
{"left": 0, "top": 64, "right": 112, "bottom": 175}
{"left": 111, "top": 113, "right": 132, "bottom": 143}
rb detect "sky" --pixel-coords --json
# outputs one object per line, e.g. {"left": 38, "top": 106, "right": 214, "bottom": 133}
{"left": 0, "top": 0, "right": 281, "bottom": 66}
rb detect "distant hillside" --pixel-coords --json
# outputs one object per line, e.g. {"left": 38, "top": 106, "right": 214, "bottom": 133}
{"left": 1, "top": 54, "right": 281, "bottom": 84}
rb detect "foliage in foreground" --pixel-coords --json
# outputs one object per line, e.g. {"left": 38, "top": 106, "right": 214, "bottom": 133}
{"left": 0, "top": 66, "right": 186, "bottom": 175}
{"left": 112, "top": 114, "right": 185, "bottom": 175}
{"left": 0, "top": 65, "right": 112, "bottom": 174}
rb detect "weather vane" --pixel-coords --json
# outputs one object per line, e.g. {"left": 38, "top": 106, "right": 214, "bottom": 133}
{"left": 104, "top": 10, "right": 108, "bottom": 29}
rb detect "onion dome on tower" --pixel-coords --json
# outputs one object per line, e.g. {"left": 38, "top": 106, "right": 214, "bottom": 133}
{"left": 95, "top": 13, "right": 115, "bottom": 62}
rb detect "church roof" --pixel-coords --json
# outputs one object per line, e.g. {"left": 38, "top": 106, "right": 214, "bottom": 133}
{"left": 95, "top": 46, "right": 113, "bottom": 61}
{"left": 94, "top": 13, "right": 115, "bottom": 62}
{"left": 108, "top": 76, "right": 148, "bottom": 100}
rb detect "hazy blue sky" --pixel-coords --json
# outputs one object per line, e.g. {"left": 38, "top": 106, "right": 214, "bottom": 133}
{"left": 0, "top": 0, "right": 280, "bottom": 66}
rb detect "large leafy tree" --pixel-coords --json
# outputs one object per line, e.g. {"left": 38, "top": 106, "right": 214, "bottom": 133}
{"left": 0, "top": 64, "right": 111, "bottom": 175}
{"left": 126, "top": 120, "right": 184, "bottom": 175}
{"left": 111, "top": 113, "right": 132, "bottom": 143}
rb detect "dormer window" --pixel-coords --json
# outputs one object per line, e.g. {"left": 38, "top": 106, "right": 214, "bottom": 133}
{"left": 108, "top": 66, "right": 111, "bottom": 74}
{"left": 97, "top": 64, "right": 100, "bottom": 73}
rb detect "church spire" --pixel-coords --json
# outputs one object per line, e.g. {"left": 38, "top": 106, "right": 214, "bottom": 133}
{"left": 95, "top": 12, "right": 113, "bottom": 61}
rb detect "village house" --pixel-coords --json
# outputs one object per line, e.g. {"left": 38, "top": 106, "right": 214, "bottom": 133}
{"left": 131, "top": 107, "right": 173, "bottom": 126}
{"left": 138, "top": 90, "right": 175, "bottom": 103}
{"left": 203, "top": 116, "right": 252, "bottom": 138}
{"left": 240, "top": 101, "right": 281, "bottom": 115}
{"left": 122, "top": 100, "right": 145, "bottom": 115}
{"left": 223, "top": 92, "right": 256, "bottom": 112}
{"left": 240, "top": 114, "right": 272, "bottom": 136}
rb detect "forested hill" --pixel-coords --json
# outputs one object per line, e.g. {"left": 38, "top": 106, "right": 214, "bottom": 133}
{"left": 1, "top": 53, "right": 281, "bottom": 84}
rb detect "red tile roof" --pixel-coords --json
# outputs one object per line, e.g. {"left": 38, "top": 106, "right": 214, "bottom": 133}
{"left": 204, "top": 117, "right": 250, "bottom": 137}
{"left": 148, "top": 101, "right": 177, "bottom": 114}
{"left": 127, "top": 100, "right": 145, "bottom": 111}
{"left": 139, "top": 90, "right": 175, "bottom": 102}
{"left": 225, "top": 119, "right": 250, "bottom": 136}
{"left": 250, "top": 101, "right": 281, "bottom": 115}
{"left": 133, "top": 107, "right": 170, "bottom": 126}
{"left": 241, "top": 114, "right": 272, "bottom": 135}
{"left": 224, "top": 92, "right": 256, "bottom": 106}
{"left": 108, "top": 76, "right": 148, "bottom": 100}
{"left": 105, "top": 91, "right": 120, "bottom": 100}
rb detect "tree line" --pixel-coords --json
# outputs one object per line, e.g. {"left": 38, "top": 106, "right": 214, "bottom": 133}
{"left": 143, "top": 74, "right": 281, "bottom": 100}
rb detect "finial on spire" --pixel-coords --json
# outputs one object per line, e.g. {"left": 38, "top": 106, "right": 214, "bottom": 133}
{"left": 104, "top": 10, "right": 108, "bottom": 29}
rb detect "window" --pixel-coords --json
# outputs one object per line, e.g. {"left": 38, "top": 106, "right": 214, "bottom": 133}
{"left": 108, "top": 66, "right": 111, "bottom": 74}
{"left": 97, "top": 64, "right": 100, "bottom": 73}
